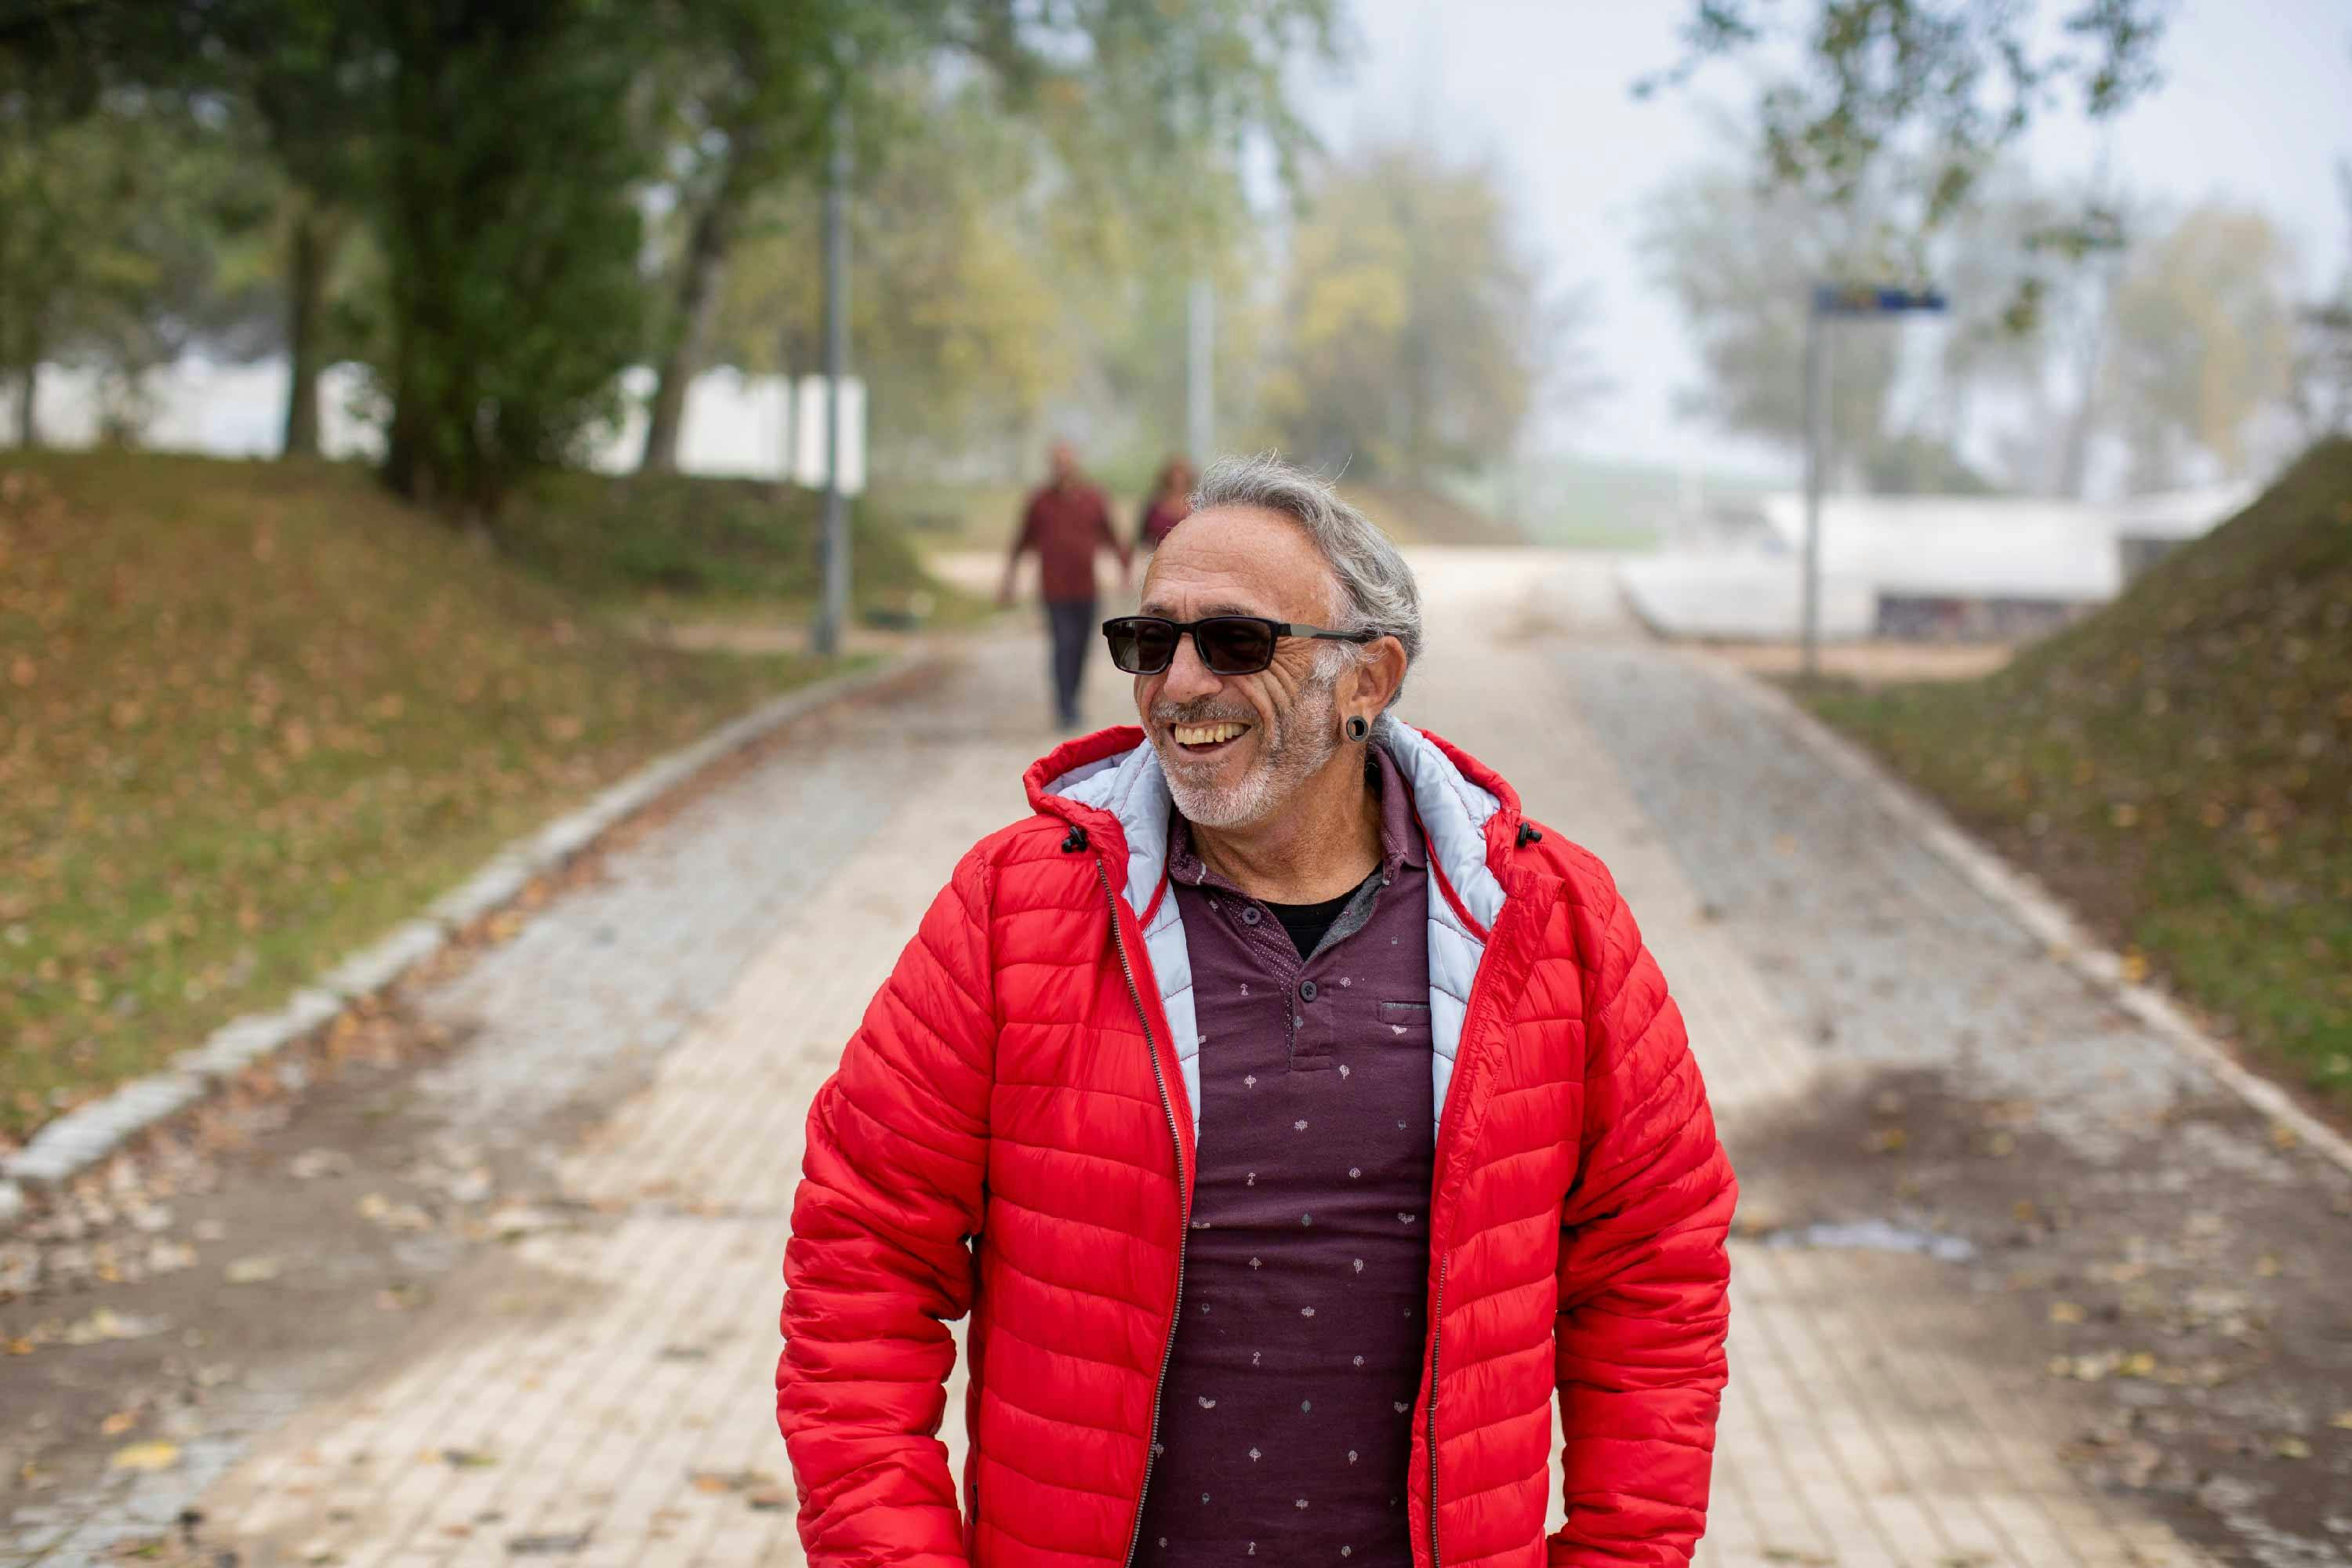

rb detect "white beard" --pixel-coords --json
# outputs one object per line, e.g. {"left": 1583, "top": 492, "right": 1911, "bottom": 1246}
{"left": 1158, "top": 674, "right": 1342, "bottom": 829}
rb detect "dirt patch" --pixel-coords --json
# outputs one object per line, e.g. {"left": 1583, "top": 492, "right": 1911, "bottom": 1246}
{"left": 1733, "top": 1066, "right": 2352, "bottom": 1565}
{"left": 1708, "top": 640, "right": 2016, "bottom": 685}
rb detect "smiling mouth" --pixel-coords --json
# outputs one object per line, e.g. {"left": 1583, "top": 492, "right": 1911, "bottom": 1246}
{"left": 1171, "top": 720, "right": 1252, "bottom": 755}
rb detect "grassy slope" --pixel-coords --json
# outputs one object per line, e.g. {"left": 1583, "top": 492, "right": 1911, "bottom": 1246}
{"left": 0, "top": 452, "right": 846, "bottom": 1142}
{"left": 1806, "top": 440, "right": 2352, "bottom": 1105}
{"left": 498, "top": 469, "right": 977, "bottom": 625}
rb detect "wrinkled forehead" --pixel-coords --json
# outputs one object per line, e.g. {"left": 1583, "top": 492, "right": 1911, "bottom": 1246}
{"left": 1139, "top": 505, "right": 1342, "bottom": 623}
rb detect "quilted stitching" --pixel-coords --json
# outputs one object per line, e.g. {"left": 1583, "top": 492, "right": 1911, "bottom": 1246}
{"left": 779, "top": 731, "right": 1736, "bottom": 1568}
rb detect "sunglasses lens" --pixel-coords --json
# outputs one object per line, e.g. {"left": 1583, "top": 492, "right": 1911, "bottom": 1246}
{"left": 1199, "top": 619, "right": 1276, "bottom": 674}
{"left": 1105, "top": 619, "right": 1177, "bottom": 673}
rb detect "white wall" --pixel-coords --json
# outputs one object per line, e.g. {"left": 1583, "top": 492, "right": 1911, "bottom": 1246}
{"left": 0, "top": 358, "right": 805, "bottom": 481}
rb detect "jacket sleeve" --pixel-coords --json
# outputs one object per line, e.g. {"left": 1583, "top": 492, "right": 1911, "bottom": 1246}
{"left": 1548, "top": 874, "right": 1737, "bottom": 1566}
{"left": 779, "top": 847, "right": 996, "bottom": 1567}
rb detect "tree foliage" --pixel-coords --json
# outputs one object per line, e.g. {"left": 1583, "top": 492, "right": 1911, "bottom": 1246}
{"left": 0, "top": 64, "right": 273, "bottom": 444}
{"left": 2103, "top": 203, "right": 2296, "bottom": 487}
{"left": 634, "top": 0, "right": 1337, "bottom": 472}
{"left": 4, "top": 0, "right": 1343, "bottom": 508}
{"left": 1642, "top": 0, "right": 2171, "bottom": 267}
{"left": 1639, "top": 152, "right": 1904, "bottom": 463}
{"left": 706, "top": 76, "right": 1076, "bottom": 466}
{"left": 1261, "top": 146, "right": 1573, "bottom": 480}
{"left": 367, "top": 4, "right": 655, "bottom": 514}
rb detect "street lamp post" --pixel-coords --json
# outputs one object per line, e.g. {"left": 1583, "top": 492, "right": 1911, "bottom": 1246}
{"left": 814, "top": 93, "right": 852, "bottom": 661}
{"left": 1186, "top": 276, "right": 1215, "bottom": 460}
{"left": 1799, "top": 282, "right": 1948, "bottom": 677}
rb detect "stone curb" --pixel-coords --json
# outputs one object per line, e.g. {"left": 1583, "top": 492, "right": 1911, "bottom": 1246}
{"left": 0, "top": 652, "right": 921, "bottom": 1218}
{"left": 1686, "top": 647, "right": 2352, "bottom": 1178}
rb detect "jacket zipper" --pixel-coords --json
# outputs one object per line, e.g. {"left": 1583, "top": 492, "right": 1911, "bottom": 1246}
{"left": 1097, "top": 856, "right": 1189, "bottom": 1568}
{"left": 1423, "top": 865, "right": 1522, "bottom": 1568}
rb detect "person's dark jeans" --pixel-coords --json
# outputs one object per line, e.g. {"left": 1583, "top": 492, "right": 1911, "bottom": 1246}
{"left": 1044, "top": 597, "right": 1096, "bottom": 728}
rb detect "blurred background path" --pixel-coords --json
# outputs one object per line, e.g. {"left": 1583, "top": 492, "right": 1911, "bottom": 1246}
{"left": 21, "top": 550, "right": 2343, "bottom": 1566}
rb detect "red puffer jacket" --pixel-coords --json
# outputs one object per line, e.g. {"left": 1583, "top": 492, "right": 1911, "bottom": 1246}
{"left": 779, "top": 726, "right": 1735, "bottom": 1568}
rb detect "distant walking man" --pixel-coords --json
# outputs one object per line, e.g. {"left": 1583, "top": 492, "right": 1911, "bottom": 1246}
{"left": 1002, "top": 440, "right": 1131, "bottom": 730}
{"left": 782, "top": 453, "right": 1735, "bottom": 1567}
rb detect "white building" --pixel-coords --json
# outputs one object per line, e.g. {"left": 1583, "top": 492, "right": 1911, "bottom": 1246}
{"left": 1617, "top": 486, "right": 2254, "bottom": 643}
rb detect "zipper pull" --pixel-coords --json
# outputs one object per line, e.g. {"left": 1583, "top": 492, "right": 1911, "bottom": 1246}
{"left": 1062, "top": 826, "right": 1090, "bottom": 853}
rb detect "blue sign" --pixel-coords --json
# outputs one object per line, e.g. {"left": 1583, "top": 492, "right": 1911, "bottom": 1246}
{"left": 1813, "top": 283, "right": 1948, "bottom": 317}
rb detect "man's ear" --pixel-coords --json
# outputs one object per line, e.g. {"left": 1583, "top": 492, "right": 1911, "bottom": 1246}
{"left": 1358, "top": 636, "right": 1409, "bottom": 713}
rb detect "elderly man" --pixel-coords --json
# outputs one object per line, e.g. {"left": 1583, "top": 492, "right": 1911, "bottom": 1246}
{"left": 779, "top": 456, "right": 1736, "bottom": 1568}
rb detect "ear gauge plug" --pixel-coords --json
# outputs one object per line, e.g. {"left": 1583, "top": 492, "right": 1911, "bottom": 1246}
{"left": 1345, "top": 715, "right": 1370, "bottom": 742}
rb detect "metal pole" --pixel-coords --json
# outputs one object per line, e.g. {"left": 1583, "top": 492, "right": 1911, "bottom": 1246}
{"left": 815, "top": 93, "right": 851, "bottom": 659}
{"left": 1185, "top": 276, "right": 1214, "bottom": 459}
{"left": 1800, "top": 300, "right": 1824, "bottom": 679}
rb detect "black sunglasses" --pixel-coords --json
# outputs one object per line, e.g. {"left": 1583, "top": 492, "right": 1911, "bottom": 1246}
{"left": 1102, "top": 615, "right": 1381, "bottom": 676}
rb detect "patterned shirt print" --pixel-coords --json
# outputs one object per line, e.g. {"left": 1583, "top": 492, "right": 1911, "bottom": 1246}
{"left": 1133, "top": 746, "right": 1435, "bottom": 1566}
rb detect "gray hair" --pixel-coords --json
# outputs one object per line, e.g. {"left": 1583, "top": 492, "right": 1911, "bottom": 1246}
{"left": 1189, "top": 453, "right": 1425, "bottom": 718}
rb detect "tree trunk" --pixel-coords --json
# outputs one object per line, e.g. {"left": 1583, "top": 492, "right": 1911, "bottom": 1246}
{"left": 639, "top": 187, "right": 735, "bottom": 474}
{"left": 13, "top": 358, "right": 36, "bottom": 449}
{"left": 282, "top": 198, "right": 339, "bottom": 460}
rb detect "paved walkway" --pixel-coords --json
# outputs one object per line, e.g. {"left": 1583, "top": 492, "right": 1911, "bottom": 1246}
{"left": 71, "top": 553, "right": 2240, "bottom": 1566}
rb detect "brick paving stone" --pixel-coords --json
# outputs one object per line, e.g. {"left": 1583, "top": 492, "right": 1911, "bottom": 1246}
{"left": 154, "top": 557, "right": 2224, "bottom": 1568}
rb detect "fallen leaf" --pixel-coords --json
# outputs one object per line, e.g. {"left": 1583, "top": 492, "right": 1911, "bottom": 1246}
{"left": 100, "top": 1410, "right": 141, "bottom": 1436}
{"left": 2328, "top": 1410, "right": 2352, "bottom": 1431}
{"left": 289, "top": 1149, "right": 353, "bottom": 1181}
{"left": 63, "top": 1307, "right": 169, "bottom": 1345}
{"left": 110, "top": 1442, "right": 181, "bottom": 1472}
{"left": 506, "top": 1531, "right": 591, "bottom": 1555}
{"left": 441, "top": 1448, "right": 498, "bottom": 1470}
{"left": 2274, "top": 1436, "right": 2311, "bottom": 1461}
{"left": 2255, "top": 1254, "right": 2281, "bottom": 1278}
{"left": 2049, "top": 1301, "right": 2086, "bottom": 1325}
{"left": 358, "top": 1193, "right": 434, "bottom": 1232}
{"left": 746, "top": 1487, "right": 792, "bottom": 1512}
{"left": 224, "top": 1255, "right": 282, "bottom": 1285}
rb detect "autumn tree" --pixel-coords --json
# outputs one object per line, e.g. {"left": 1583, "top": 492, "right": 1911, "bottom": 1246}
{"left": 637, "top": 0, "right": 1338, "bottom": 474}
{"left": 1262, "top": 146, "right": 1572, "bottom": 480}
{"left": 703, "top": 77, "right": 1075, "bottom": 470}
{"left": 1639, "top": 153, "right": 1904, "bottom": 472}
{"left": 2103, "top": 203, "right": 2297, "bottom": 487}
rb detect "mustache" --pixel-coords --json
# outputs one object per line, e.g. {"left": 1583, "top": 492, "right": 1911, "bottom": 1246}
{"left": 1151, "top": 702, "right": 1256, "bottom": 728}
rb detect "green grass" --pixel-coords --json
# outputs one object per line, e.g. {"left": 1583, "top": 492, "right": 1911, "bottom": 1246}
{"left": 497, "top": 469, "right": 982, "bottom": 628}
{"left": 0, "top": 452, "right": 897, "bottom": 1142}
{"left": 1804, "top": 439, "right": 2352, "bottom": 1107}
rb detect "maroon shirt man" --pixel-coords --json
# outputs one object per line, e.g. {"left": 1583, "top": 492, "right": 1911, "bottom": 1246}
{"left": 1002, "top": 441, "right": 1131, "bottom": 728}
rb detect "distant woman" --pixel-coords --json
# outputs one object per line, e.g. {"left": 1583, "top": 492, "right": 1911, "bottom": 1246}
{"left": 1136, "top": 456, "right": 1194, "bottom": 551}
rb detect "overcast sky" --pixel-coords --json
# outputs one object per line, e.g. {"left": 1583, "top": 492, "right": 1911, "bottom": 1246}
{"left": 1298, "top": 1, "right": 2352, "bottom": 474}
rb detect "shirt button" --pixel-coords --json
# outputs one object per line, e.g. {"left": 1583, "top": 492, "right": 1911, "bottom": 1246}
{"left": 1241, "top": 907, "right": 1262, "bottom": 926}
{"left": 1299, "top": 980, "right": 1317, "bottom": 1002}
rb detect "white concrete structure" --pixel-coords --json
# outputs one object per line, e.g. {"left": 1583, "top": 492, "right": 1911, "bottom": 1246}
{"left": 0, "top": 358, "right": 848, "bottom": 485}
{"left": 1621, "top": 486, "right": 2253, "bottom": 642}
